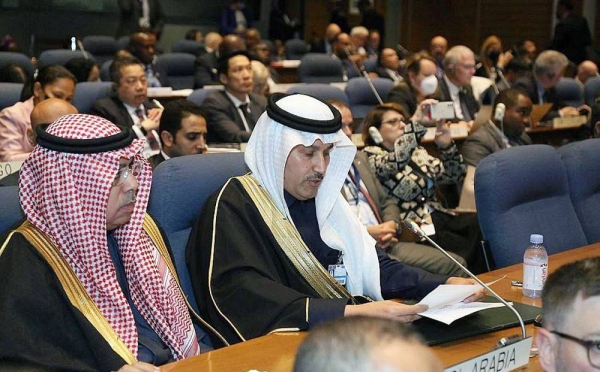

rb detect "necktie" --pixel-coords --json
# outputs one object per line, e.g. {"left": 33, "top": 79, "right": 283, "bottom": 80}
{"left": 348, "top": 168, "right": 382, "bottom": 224}
{"left": 458, "top": 89, "right": 473, "bottom": 121}
{"left": 135, "top": 108, "right": 145, "bottom": 124}
{"left": 239, "top": 103, "right": 252, "bottom": 132}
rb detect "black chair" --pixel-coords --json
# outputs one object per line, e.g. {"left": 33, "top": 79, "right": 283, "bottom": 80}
{"left": 284, "top": 39, "right": 308, "bottom": 60}
{"left": 82, "top": 36, "right": 117, "bottom": 65}
{"left": 172, "top": 40, "right": 205, "bottom": 55}
{"left": 0, "top": 83, "right": 24, "bottom": 111}
{"left": 37, "top": 50, "right": 95, "bottom": 69}
{"left": 296, "top": 53, "right": 344, "bottom": 83}
{"left": 0, "top": 52, "right": 35, "bottom": 76}
{"left": 155, "top": 53, "right": 196, "bottom": 90}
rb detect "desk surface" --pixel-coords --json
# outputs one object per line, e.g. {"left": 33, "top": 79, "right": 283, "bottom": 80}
{"left": 163, "top": 243, "right": 600, "bottom": 372}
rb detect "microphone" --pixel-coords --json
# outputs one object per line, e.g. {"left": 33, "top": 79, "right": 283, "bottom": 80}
{"left": 344, "top": 48, "right": 384, "bottom": 105}
{"left": 396, "top": 43, "right": 410, "bottom": 56}
{"left": 489, "top": 67, "right": 500, "bottom": 95}
{"left": 403, "top": 218, "right": 527, "bottom": 342}
{"left": 343, "top": 48, "right": 363, "bottom": 78}
{"left": 75, "top": 38, "right": 90, "bottom": 59}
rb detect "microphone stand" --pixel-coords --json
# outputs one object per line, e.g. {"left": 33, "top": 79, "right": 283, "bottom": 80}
{"left": 344, "top": 48, "right": 384, "bottom": 105}
{"left": 76, "top": 39, "right": 90, "bottom": 60}
{"left": 403, "top": 219, "right": 527, "bottom": 341}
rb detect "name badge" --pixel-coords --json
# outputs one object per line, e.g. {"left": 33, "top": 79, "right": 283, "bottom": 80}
{"left": 328, "top": 264, "right": 347, "bottom": 286}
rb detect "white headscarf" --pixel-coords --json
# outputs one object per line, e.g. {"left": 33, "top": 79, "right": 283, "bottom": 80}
{"left": 245, "top": 94, "right": 383, "bottom": 300}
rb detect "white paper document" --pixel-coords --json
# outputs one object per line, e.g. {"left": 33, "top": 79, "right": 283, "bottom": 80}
{"left": 417, "top": 276, "right": 507, "bottom": 325}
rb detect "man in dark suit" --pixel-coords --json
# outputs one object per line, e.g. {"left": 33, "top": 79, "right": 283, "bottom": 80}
{"left": 513, "top": 50, "right": 588, "bottom": 121}
{"left": 129, "top": 30, "right": 166, "bottom": 87}
{"left": 435, "top": 45, "right": 480, "bottom": 124}
{"left": 200, "top": 50, "right": 267, "bottom": 143}
{"left": 374, "top": 48, "right": 404, "bottom": 84}
{"left": 330, "top": 100, "right": 466, "bottom": 277}
{"left": 116, "top": 0, "right": 164, "bottom": 39}
{"left": 310, "top": 23, "right": 341, "bottom": 54}
{"left": 89, "top": 56, "right": 162, "bottom": 157}
{"left": 193, "top": 34, "right": 246, "bottom": 89}
{"left": 148, "top": 100, "right": 207, "bottom": 169}
{"left": 550, "top": 0, "right": 592, "bottom": 65}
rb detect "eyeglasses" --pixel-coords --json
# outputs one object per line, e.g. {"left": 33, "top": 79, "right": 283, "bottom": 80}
{"left": 551, "top": 330, "right": 600, "bottom": 368}
{"left": 381, "top": 117, "right": 408, "bottom": 127}
{"left": 113, "top": 161, "right": 142, "bottom": 186}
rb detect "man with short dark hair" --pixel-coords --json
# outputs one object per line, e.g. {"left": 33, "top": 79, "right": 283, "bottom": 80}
{"left": 200, "top": 50, "right": 267, "bottom": 143}
{"left": 429, "top": 35, "right": 448, "bottom": 79}
{"left": 294, "top": 316, "right": 443, "bottom": 372}
{"left": 193, "top": 34, "right": 246, "bottom": 89}
{"left": 461, "top": 88, "right": 533, "bottom": 166}
{"left": 129, "top": 30, "right": 165, "bottom": 87}
{"left": 374, "top": 48, "right": 403, "bottom": 84}
{"left": 0, "top": 114, "right": 216, "bottom": 370}
{"left": 90, "top": 56, "right": 162, "bottom": 158}
{"left": 536, "top": 257, "right": 600, "bottom": 372}
{"left": 148, "top": 99, "right": 207, "bottom": 169}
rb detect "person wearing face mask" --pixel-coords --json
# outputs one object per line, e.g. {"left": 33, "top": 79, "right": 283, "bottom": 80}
{"left": 475, "top": 35, "right": 512, "bottom": 85}
{"left": 387, "top": 52, "right": 439, "bottom": 122}
{"left": 361, "top": 103, "right": 487, "bottom": 274}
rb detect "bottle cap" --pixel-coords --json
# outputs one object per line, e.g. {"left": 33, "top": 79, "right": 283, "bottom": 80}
{"left": 530, "top": 234, "right": 543, "bottom": 244}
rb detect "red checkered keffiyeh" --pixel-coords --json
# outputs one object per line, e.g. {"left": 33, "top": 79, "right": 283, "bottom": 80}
{"left": 19, "top": 114, "right": 199, "bottom": 360}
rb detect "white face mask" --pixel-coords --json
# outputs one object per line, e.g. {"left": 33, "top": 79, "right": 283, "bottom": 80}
{"left": 419, "top": 74, "right": 438, "bottom": 96}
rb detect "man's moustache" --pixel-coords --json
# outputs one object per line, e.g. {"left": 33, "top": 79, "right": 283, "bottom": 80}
{"left": 120, "top": 190, "right": 137, "bottom": 207}
{"left": 307, "top": 173, "right": 324, "bottom": 181}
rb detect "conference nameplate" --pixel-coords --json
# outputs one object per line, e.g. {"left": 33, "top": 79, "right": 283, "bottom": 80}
{"left": 552, "top": 115, "right": 587, "bottom": 129}
{"left": 444, "top": 337, "right": 533, "bottom": 372}
{"left": 0, "top": 161, "right": 23, "bottom": 181}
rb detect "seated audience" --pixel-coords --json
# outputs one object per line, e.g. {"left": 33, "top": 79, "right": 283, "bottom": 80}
{"left": 475, "top": 35, "right": 513, "bottom": 89}
{"left": 365, "top": 29, "right": 381, "bottom": 57}
{"left": 186, "top": 93, "right": 480, "bottom": 347}
{"left": 331, "top": 32, "right": 363, "bottom": 80}
{"left": 514, "top": 50, "right": 590, "bottom": 121}
{"left": 387, "top": 51, "right": 438, "bottom": 117}
{"left": 310, "top": 23, "right": 341, "bottom": 54}
{"left": 251, "top": 40, "right": 279, "bottom": 84}
{"left": 149, "top": 99, "right": 207, "bottom": 169}
{"left": 193, "top": 34, "right": 246, "bottom": 88}
{"left": 373, "top": 47, "right": 403, "bottom": 84}
{"left": 575, "top": 60, "right": 599, "bottom": 85}
{"left": 461, "top": 88, "right": 533, "bottom": 166}
{"left": 514, "top": 39, "right": 537, "bottom": 63}
{"left": 349, "top": 26, "right": 369, "bottom": 57}
{"left": 89, "top": 56, "right": 162, "bottom": 158}
{"left": 129, "top": 30, "right": 165, "bottom": 87}
{"left": 0, "top": 114, "right": 215, "bottom": 369}
{"left": 536, "top": 257, "right": 600, "bottom": 372}
{"left": 0, "top": 97, "right": 78, "bottom": 187}
{"left": 429, "top": 35, "right": 448, "bottom": 79}
{"left": 361, "top": 103, "right": 486, "bottom": 273}
{"left": 220, "top": 0, "right": 252, "bottom": 36}
{"left": 269, "top": 0, "right": 301, "bottom": 43}
{"left": 203, "top": 31, "right": 223, "bottom": 54}
{"left": 503, "top": 58, "right": 533, "bottom": 86}
{"left": 244, "top": 28, "right": 261, "bottom": 52}
{"left": 330, "top": 99, "right": 467, "bottom": 276}
{"left": 294, "top": 316, "right": 444, "bottom": 372}
{"left": 435, "top": 45, "right": 480, "bottom": 124}
{"left": 65, "top": 57, "right": 100, "bottom": 83}
{"left": 185, "top": 28, "right": 204, "bottom": 43}
{"left": 200, "top": 50, "right": 267, "bottom": 143}
{"left": 0, "top": 65, "right": 75, "bottom": 162}
{"left": 251, "top": 60, "right": 271, "bottom": 97}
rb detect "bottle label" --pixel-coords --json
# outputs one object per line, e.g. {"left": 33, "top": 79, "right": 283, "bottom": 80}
{"left": 523, "top": 262, "right": 548, "bottom": 291}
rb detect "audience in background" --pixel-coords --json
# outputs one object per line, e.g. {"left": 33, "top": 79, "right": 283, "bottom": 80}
{"left": 65, "top": 57, "right": 100, "bottom": 83}
{"left": 268, "top": 0, "right": 301, "bottom": 43}
{"left": 331, "top": 32, "right": 362, "bottom": 80}
{"left": 294, "top": 316, "right": 444, "bottom": 372}
{"left": 357, "top": 0, "right": 385, "bottom": 44}
{"left": 462, "top": 88, "right": 533, "bottom": 167}
{"left": 149, "top": 99, "right": 207, "bottom": 169}
{"left": 194, "top": 34, "right": 246, "bottom": 88}
{"left": 200, "top": 50, "right": 266, "bottom": 143}
{"left": 476, "top": 35, "right": 513, "bottom": 90}
{"left": 361, "top": 103, "right": 486, "bottom": 273}
{"left": 310, "top": 23, "right": 341, "bottom": 54}
{"left": 349, "top": 26, "right": 369, "bottom": 57}
{"left": 116, "top": 0, "right": 165, "bottom": 39}
{"left": 251, "top": 40, "right": 279, "bottom": 84}
{"left": 365, "top": 29, "right": 381, "bottom": 56}
{"left": 550, "top": 0, "right": 592, "bottom": 65}
{"left": 220, "top": 0, "right": 252, "bottom": 36}
{"left": 536, "top": 257, "right": 600, "bottom": 372}
{"left": 203, "top": 31, "right": 223, "bottom": 54}
{"left": 0, "top": 65, "right": 75, "bottom": 162}
{"left": 514, "top": 39, "right": 537, "bottom": 63}
{"left": 575, "top": 60, "right": 599, "bottom": 86}
{"left": 429, "top": 35, "right": 448, "bottom": 79}
{"left": 129, "top": 30, "right": 165, "bottom": 87}
{"left": 373, "top": 47, "right": 403, "bottom": 83}
{"left": 185, "top": 28, "right": 204, "bottom": 43}
{"left": 89, "top": 56, "right": 162, "bottom": 158}
{"left": 250, "top": 60, "right": 271, "bottom": 97}
{"left": 244, "top": 28, "right": 261, "bottom": 52}
{"left": 0, "top": 63, "right": 29, "bottom": 83}
{"left": 387, "top": 51, "right": 438, "bottom": 118}
{"left": 503, "top": 58, "right": 533, "bottom": 87}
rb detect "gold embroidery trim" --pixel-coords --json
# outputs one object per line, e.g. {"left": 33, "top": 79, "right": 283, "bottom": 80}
{"left": 142, "top": 215, "right": 229, "bottom": 347}
{"left": 236, "top": 174, "right": 355, "bottom": 302}
{"left": 13, "top": 221, "right": 136, "bottom": 364}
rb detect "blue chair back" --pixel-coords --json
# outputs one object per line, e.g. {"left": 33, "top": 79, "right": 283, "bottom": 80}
{"left": 558, "top": 138, "right": 600, "bottom": 244}
{"left": 116, "top": 36, "right": 130, "bottom": 51}
{"left": 555, "top": 77, "right": 584, "bottom": 107}
{"left": 345, "top": 77, "right": 394, "bottom": 119}
{"left": 155, "top": 53, "right": 196, "bottom": 90}
{"left": 38, "top": 50, "right": 95, "bottom": 69}
{"left": 0, "top": 185, "right": 25, "bottom": 235}
{"left": 475, "top": 145, "right": 588, "bottom": 268}
{"left": 286, "top": 83, "right": 348, "bottom": 104}
{"left": 297, "top": 53, "right": 344, "bottom": 83}
{"left": 172, "top": 40, "right": 205, "bottom": 55}
{"left": 72, "top": 82, "right": 113, "bottom": 113}
{"left": 82, "top": 36, "right": 117, "bottom": 65}
{"left": 0, "top": 83, "right": 24, "bottom": 111}
{"left": 99, "top": 60, "right": 112, "bottom": 82}
{"left": 284, "top": 39, "right": 308, "bottom": 60}
{"left": 147, "top": 153, "right": 249, "bottom": 313}
{"left": 583, "top": 76, "right": 600, "bottom": 106}
{"left": 363, "top": 57, "right": 378, "bottom": 73}
{"left": 186, "top": 88, "right": 208, "bottom": 106}
{"left": 0, "top": 51, "right": 35, "bottom": 76}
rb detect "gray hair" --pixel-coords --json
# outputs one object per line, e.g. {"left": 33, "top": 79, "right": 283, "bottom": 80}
{"left": 443, "top": 45, "right": 474, "bottom": 70}
{"left": 533, "top": 50, "right": 568, "bottom": 77}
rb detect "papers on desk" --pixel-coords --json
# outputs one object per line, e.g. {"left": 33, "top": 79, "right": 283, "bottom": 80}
{"left": 418, "top": 276, "right": 506, "bottom": 325}
{"left": 147, "top": 87, "right": 194, "bottom": 97}
{"left": 422, "top": 122, "right": 470, "bottom": 142}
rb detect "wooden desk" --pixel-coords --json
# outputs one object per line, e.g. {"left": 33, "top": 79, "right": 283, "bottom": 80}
{"left": 163, "top": 244, "right": 600, "bottom": 372}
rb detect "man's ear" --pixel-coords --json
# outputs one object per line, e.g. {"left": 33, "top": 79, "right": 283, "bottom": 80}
{"left": 594, "top": 120, "right": 600, "bottom": 138}
{"left": 160, "top": 131, "right": 174, "bottom": 147}
{"left": 536, "top": 328, "right": 557, "bottom": 372}
{"left": 219, "top": 73, "right": 228, "bottom": 85}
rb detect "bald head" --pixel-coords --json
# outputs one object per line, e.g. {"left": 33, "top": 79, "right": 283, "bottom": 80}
{"left": 219, "top": 34, "right": 246, "bottom": 56}
{"left": 325, "top": 23, "right": 342, "bottom": 43}
{"left": 29, "top": 98, "right": 78, "bottom": 144}
{"left": 576, "top": 60, "right": 599, "bottom": 84}
{"left": 430, "top": 35, "right": 448, "bottom": 62}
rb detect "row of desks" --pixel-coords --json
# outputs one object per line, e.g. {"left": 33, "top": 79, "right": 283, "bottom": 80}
{"left": 163, "top": 244, "right": 600, "bottom": 372}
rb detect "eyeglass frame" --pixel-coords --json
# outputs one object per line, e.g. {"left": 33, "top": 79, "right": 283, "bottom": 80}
{"left": 380, "top": 117, "right": 414, "bottom": 132}
{"left": 112, "top": 161, "right": 142, "bottom": 186}
{"left": 550, "top": 330, "right": 600, "bottom": 368}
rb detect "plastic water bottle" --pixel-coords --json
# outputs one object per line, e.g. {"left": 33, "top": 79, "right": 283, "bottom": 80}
{"left": 522, "top": 234, "right": 548, "bottom": 298}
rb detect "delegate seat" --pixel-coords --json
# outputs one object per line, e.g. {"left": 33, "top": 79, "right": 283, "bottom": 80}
{"left": 345, "top": 77, "right": 394, "bottom": 120}
{"left": 296, "top": 53, "right": 344, "bottom": 84}
{"left": 154, "top": 53, "right": 196, "bottom": 90}
{"left": 0, "top": 83, "right": 24, "bottom": 111}
{"left": 72, "top": 82, "right": 113, "bottom": 114}
{"left": 286, "top": 83, "right": 348, "bottom": 104}
{"left": 82, "top": 36, "right": 118, "bottom": 65}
